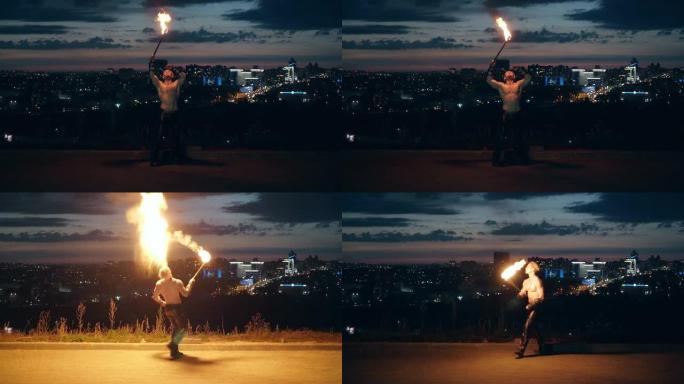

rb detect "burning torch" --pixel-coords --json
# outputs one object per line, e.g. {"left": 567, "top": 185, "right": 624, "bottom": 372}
{"left": 501, "top": 259, "right": 526, "bottom": 290}
{"left": 488, "top": 17, "right": 512, "bottom": 72}
{"left": 190, "top": 248, "right": 212, "bottom": 282}
{"left": 151, "top": 10, "right": 172, "bottom": 62}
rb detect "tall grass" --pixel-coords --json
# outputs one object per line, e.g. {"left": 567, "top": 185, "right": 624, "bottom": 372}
{"left": 0, "top": 302, "right": 339, "bottom": 343}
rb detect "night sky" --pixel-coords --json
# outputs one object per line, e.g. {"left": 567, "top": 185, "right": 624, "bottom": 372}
{"left": 0, "top": 0, "right": 341, "bottom": 71}
{"left": 342, "top": 193, "right": 684, "bottom": 264}
{"left": 0, "top": 193, "right": 341, "bottom": 264}
{"left": 343, "top": 0, "right": 684, "bottom": 71}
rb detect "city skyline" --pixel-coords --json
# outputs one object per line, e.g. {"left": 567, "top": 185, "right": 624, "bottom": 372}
{"left": 343, "top": 0, "right": 684, "bottom": 71}
{"left": 342, "top": 193, "right": 684, "bottom": 263}
{"left": 0, "top": 193, "right": 341, "bottom": 264}
{"left": 0, "top": 0, "right": 341, "bottom": 71}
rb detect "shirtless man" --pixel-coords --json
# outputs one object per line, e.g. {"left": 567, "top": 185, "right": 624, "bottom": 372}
{"left": 149, "top": 59, "right": 186, "bottom": 166}
{"left": 486, "top": 64, "right": 532, "bottom": 166}
{"left": 516, "top": 261, "right": 545, "bottom": 358}
{"left": 152, "top": 266, "right": 195, "bottom": 359}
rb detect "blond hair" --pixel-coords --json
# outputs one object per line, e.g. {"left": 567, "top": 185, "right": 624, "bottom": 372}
{"left": 526, "top": 261, "right": 540, "bottom": 273}
{"left": 158, "top": 266, "right": 171, "bottom": 279}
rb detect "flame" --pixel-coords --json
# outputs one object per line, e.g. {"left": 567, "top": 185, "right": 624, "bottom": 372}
{"left": 127, "top": 193, "right": 170, "bottom": 270}
{"left": 173, "top": 230, "right": 212, "bottom": 264}
{"left": 496, "top": 17, "right": 512, "bottom": 42}
{"left": 156, "top": 11, "right": 172, "bottom": 35}
{"left": 128, "top": 193, "right": 212, "bottom": 272}
{"left": 501, "top": 259, "right": 526, "bottom": 281}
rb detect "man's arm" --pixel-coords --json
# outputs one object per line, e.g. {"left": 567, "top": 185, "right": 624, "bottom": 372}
{"left": 178, "top": 278, "right": 195, "bottom": 298}
{"left": 152, "top": 282, "right": 166, "bottom": 306}
{"left": 536, "top": 279, "right": 545, "bottom": 301}
{"left": 518, "top": 280, "right": 528, "bottom": 298}
{"left": 149, "top": 58, "right": 161, "bottom": 87}
{"left": 176, "top": 71, "right": 186, "bottom": 88}
{"left": 517, "top": 72, "right": 532, "bottom": 88}
{"left": 487, "top": 74, "right": 503, "bottom": 90}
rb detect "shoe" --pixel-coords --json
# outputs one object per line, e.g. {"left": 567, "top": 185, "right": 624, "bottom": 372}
{"left": 515, "top": 350, "right": 524, "bottom": 359}
{"left": 171, "top": 352, "right": 184, "bottom": 360}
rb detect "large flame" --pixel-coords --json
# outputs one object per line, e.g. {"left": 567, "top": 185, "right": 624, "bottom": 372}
{"left": 127, "top": 193, "right": 171, "bottom": 270}
{"left": 128, "top": 193, "right": 212, "bottom": 272}
{"left": 156, "top": 11, "right": 172, "bottom": 35}
{"left": 501, "top": 259, "right": 526, "bottom": 281}
{"left": 495, "top": 17, "right": 512, "bottom": 42}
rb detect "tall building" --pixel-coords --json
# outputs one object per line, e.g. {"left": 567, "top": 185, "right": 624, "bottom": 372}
{"left": 283, "top": 250, "right": 298, "bottom": 276}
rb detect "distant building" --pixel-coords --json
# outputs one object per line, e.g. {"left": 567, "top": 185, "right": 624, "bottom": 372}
{"left": 572, "top": 261, "right": 606, "bottom": 279}
{"left": 229, "top": 261, "right": 264, "bottom": 280}
{"left": 572, "top": 68, "right": 606, "bottom": 87}
{"left": 283, "top": 250, "right": 298, "bottom": 276}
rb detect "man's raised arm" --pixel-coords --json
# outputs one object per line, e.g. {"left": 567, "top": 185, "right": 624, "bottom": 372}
{"left": 149, "top": 57, "right": 161, "bottom": 87}
{"left": 177, "top": 71, "right": 186, "bottom": 88}
{"left": 517, "top": 72, "right": 532, "bottom": 88}
{"left": 487, "top": 74, "right": 503, "bottom": 90}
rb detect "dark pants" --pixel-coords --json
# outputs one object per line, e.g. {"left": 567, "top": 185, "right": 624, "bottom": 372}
{"left": 519, "top": 301, "right": 544, "bottom": 355}
{"left": 492, "top": 112, "right": 530, "bottom": 165}
{"left": 151, "top": 111, "right": 185, "bottom": 164}
{"left": 163, "top": 304, "right": 187, "bottom": 352}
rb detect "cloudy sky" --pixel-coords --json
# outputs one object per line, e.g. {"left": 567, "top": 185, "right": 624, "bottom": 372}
{"left": 0, "top": 0, "right": 340, "bottom": 71}
{"left": 342, "top": 193, "right": 684, "bottom": 264}
{"left": 0, "top": 193, "right": 341, "bottom": 264}
{"left": 343, "top": 0, "right": 684, "bottom": 71}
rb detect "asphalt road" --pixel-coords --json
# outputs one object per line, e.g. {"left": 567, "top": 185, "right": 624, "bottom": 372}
{"left": 342, "top": 150, "right": 684, "bottom": 191}
{"left": 1, "top": 347, "right": 341, "bottom": 384}
{"left": 0, "top": 149, "right": 340, "bottom": 191}
{"left": 343, "top": 342, "right": 684, "bottom": 384}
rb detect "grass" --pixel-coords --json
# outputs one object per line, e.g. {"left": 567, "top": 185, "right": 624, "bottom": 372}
{"left": 0, "top": 304, "right": 340, "bottom": 344}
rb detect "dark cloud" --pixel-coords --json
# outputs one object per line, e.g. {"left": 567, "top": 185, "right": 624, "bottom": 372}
{"left": 343, "top": 194, "right": 460, "bottom": 215}
{"left": 343, "top": 37, "right": 474, "bottom": 50}
{"left": 342, "top": 217, "right": 412, "bottom": 227}
{"left": 178, "top": 220, "right": 261, "bottom": 235}
{"left": 566, "top": 194, "right": 684, "bottom": 224}
{"left": 143, "top": 0, "right": 248, "bottom": 8}
{"left": 483, "top": 193, "right": 561, "bottom": 200}
{"left": 1, "top": 2, "right": 116, "bottom": 23}
{"left": 0, "top": 217, "right": 71, "bottom": 227}
{"left": 566, "top": 0, "right": 684, "bottom": 31}
{"left": 0, "top": 229, "right": 120, "bottom": 243}
{"left": 487, "top": 28, "right": 601, "bottom": 43}
{"left": 342, "top": 24, "right": 412, "bottom": 35}
{"left": 484, "top": 220, "right": 498, "bottom": 226}
{"left": 0, "top": 37, "right": 131, "bottom": 50}
{"left": 484, "top": 0, "right": 579, "bottom": 8}
{"left": 223, "top": 193, "right": 340, "bottom": 225}
{"left": 0, "top": 25, "right": 70, "bottom": 35}
{"left": 344, "top": 0, "right": 460, "bottom": 22}
{"left": 148, "top": 28, "right": 259, "bottom": 43}
{"left": 224, "top": 0, "right": 340, "bottom": 31}
{"left": 343, "top": 229, "right": 472, "bottom": 242}
{"left": 0, "top": 194, "right": 116, "bottom": 215}
{"left": 491, "top": 221, "right": 601, "bottom": 236}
